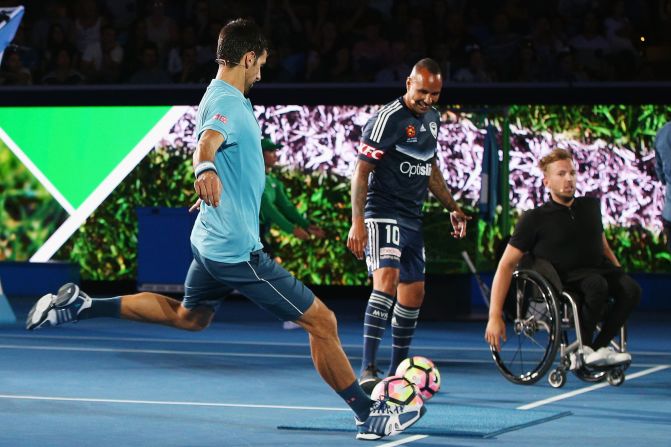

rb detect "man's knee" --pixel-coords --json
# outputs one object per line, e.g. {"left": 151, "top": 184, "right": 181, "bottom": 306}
{"left": 299, "top": 298, "right": 338, "bottom": 339}
{"left": 583, "top": 275, "right": 609, "bottom": 301}
{"left": 615, "top": 275, "right": 642, "bottom": 308}
{"left": 373, "top": 268, "right": 400, "bottom": 295}
{"left": 176, "top": 306, "right": 213, "bottom": 331}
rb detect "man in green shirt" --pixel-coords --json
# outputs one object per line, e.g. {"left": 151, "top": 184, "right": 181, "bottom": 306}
{"left": 260, "top": 137, "right": 325, "bottom": 256}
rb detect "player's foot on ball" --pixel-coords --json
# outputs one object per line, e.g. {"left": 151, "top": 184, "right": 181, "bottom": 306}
{"left": 359, "top": 363, "right": 383, "bottom": 396}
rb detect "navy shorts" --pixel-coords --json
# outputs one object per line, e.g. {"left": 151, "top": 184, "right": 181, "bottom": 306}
{"left": 364, "top": 218, "right": 425, "bottom": 283}
{"left": 183, "top": 245, "right": 315, "bottom": 321}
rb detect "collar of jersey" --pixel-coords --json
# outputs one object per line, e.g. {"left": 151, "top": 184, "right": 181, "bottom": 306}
{"left": 209, "top": 79, "right": 246, "bottom": 100}
{"left": 546, "top": 196, "right": 577, "bottom": 210}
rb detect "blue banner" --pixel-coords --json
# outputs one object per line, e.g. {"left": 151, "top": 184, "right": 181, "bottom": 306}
{"left": 479, "top": 124, "right": 500, "bottom": 223}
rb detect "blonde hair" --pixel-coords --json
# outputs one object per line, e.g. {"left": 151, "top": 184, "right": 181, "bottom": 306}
{"left": 539, "top": 148, "right": 573, "bottom": 173}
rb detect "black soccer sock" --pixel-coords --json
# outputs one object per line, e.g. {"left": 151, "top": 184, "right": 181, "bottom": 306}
{"left": 361, "top": 290, "right": 394, "bottom": 372}
{"left": 337, "top": 380, "right": 374, "bottom": 422}
{"left": 387, "top": 303, "right": 420, "bottom": 376}
{"left": 78, "top": 296, "right": 121, "bottom": 320}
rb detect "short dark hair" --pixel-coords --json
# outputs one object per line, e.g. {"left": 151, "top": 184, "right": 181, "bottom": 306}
{"left": 414, "top": 58, "right": 441, "bottom": 75}
{"left": 216, "top": 18, "right": 268, "bottom": 66}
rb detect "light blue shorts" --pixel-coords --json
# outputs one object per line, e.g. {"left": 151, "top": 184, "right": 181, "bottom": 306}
{"left": 183, "top": 245, "right": 315, "bottom": 321}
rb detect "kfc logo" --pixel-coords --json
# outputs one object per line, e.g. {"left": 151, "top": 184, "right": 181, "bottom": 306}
{"left": 406, "top": 125, "right": 416, "bottom": 138}
{"left": 359, "top": 143, "right": 384, "bottom": 160}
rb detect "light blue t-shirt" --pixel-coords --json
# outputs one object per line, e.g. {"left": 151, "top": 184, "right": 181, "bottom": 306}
{"left": 190, "top": 79, "right": 265, "bottom": 263}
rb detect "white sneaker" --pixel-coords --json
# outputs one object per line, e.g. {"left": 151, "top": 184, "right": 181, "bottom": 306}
{"left": 355, "top": 399, "right": 426, "bottom": 440}
{"left": 25, "top": 283, "right": 92, "bottom": 330}
{"left": 583, "top": 346, "right": 611, "bottom": 366}
{"left": 603, "top": 347, "right": 631, "bottom": 365}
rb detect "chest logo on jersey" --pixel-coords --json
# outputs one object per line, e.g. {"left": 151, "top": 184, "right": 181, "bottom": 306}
{"left": 359, "top": 143, "right": 384, "bottom": 160}
{"left": 406, "top": 125, "right": 416, "bottom": 138}
{"left": 430, "top": 122, "right": 438, "bottom": 138}
{"left": 400, "top": 161, "right": 432, "bottom": 177}
{"left": 213, "top": 113, "right": 228, "bottom": 124}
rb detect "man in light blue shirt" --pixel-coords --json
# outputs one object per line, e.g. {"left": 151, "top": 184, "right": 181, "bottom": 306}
{"left": 25, "top": 18, "right": 424, "bottom": 440}
{"left": 189, "top": 76, "right": 265, "bottom": 262}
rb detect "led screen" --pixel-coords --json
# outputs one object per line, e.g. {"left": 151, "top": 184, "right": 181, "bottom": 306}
{"left": 1, "top": 104, "right": 668, "bottom": 284}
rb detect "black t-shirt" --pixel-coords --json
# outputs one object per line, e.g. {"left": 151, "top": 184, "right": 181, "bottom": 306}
{"left": 357, "top": 97, "right": 441, "bottom": 230}
{"left": 508, "top": 196, "right": 609, "bottom": 278}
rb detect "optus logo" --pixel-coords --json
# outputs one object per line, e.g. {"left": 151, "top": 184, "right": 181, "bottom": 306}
{"left": 400, "top": 161, "right": 432, "bottom": 177}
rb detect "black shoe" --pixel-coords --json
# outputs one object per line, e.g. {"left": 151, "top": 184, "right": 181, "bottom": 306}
{"left": 359, "top": 364, "right": 383, "bottom": 396}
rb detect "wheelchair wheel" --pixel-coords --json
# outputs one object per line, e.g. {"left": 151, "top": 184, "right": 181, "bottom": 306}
{"left": 492, "top": 270, "right": 561, "bottom": 385}
{"left": 607, "top": 368, "right": 625, "bottom": 386}
{"left": 573, "top": 367, "right": 607, "bottom": 383}
{"left": 548, "top": 368, "right": 567, "bottom": 388}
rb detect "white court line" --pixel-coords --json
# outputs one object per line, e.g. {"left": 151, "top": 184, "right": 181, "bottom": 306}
{"left": 517, "top": 365, "right": 671, "bottom": 410}
{"left": 0, "top": 344, "right": 310, "bottom": 358}
{"left": 0, "top": 394, "right": 349, "bottom": 412}
{"left": 6, "top": 335, "right": 670, "bottom": 356}
{"left": 1, "top": 344, "right": 669, "bottom": 368}
{"left": 3, "top": 334, "right": 496, "bottom": 351}
{"left": 378, "top": 434, "right": 429, "bottom": 446}
{"left": 0, "top": 343, "right": 494, "bottom": 364}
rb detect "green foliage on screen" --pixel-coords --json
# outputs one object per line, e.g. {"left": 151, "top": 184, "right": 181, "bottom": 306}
{"left": 509, "top": 104, "right": 669, "bottom": 151}
{"left": 57, "top": 147, "right": 194, "bottom": 280}
{"left": 0, "top": 141, "right": 68, "bottom": 261}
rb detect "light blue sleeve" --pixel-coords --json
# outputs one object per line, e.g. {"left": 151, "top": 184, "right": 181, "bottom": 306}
{"left": 199, "top": 95, "right": 240, "bottom": 144}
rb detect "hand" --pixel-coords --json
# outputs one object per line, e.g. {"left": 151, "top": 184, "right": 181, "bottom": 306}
{"left": 189, "top": 198, "right": 202, "bottom": 213}
{"left": 347, "top": 218, "right": 367, "bottom": 260}
{"left": 293, "top": 226, "right": 310, "bottom": 241}
{"left": 449, "top": 209, "right": 471, "bottom": 239}
{"left": 194, "top": 171, "right": 222, "bottom": 208}
{"left": 307, "top": 224, "right": 326, "bottom": 239}
{"left": 485, "top": 315, "right": 507, "bottom": 352}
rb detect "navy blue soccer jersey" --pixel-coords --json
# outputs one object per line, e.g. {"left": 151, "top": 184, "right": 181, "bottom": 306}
{"left": 358, "top": 97, "right": 440, "bottom": 230}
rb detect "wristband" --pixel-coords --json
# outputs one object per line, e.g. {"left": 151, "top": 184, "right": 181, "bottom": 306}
{"left": 195, "top": 161, "right": 217, "bottom": 178}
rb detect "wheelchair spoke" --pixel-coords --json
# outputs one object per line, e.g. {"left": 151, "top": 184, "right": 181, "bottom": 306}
{"left": 492, "top": 270, "right": 561, "bottom": 385}
{"left": 523, "top": 332, "right": 548, "bottom": 350}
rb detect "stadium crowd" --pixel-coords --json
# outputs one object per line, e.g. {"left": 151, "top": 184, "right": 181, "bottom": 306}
{"left": 1, "top": 0, "right": 670, "bottom": 86}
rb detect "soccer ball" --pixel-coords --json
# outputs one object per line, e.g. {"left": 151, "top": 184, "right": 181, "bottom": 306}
{"left": 370, "top": 376, "right": 423, "bottom": 407}
{"left": 395, "top": 356, "right": 441, "bottom": 400}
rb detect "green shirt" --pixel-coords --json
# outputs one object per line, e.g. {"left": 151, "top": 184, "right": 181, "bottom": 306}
{"left": 260, "top": 172, "right": 309, "bottom": 234}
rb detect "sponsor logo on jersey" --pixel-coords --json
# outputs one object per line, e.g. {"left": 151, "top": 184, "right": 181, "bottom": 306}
{"left": 400, "top": 161, "right": 432, "bottom": 177}
{"left": 406, "top": 125, "right": 416, "bottom": 138}
{"left": 359, "top": 143, "right": 384, "bottom": 160}
{"left": 430, "top": 122, "right": 438, "bottom": 138}
{"left": 213, "top": 113, "right": 228, "bottom": 124}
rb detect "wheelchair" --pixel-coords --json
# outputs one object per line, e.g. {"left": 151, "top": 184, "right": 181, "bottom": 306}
{"left": 490, "top": 265, "right": 630, "bottom": 388}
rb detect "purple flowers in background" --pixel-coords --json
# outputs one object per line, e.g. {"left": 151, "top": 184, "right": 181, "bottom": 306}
{"left": 161, "top": 105, "right": 664, "bottom": 230}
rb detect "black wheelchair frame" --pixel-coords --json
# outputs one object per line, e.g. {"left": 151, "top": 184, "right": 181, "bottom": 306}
{"left": 491, "top": 269, "right": 629, "bottom": 388}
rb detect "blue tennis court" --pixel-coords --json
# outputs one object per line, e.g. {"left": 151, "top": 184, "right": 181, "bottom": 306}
{"left": 1, "top": 297, "right": 669, "bottom": 447}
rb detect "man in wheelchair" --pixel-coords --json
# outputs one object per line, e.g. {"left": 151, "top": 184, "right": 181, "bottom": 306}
{"left": 485, "top": 148, "right": 641, "bottom": 369}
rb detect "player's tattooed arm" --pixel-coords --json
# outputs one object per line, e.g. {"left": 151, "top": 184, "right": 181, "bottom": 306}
{"left": 347, "top": 159, "right": 376, "bottom": 259}
{"left": 351, "top": 159, "right": 375, "bottom": 219}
